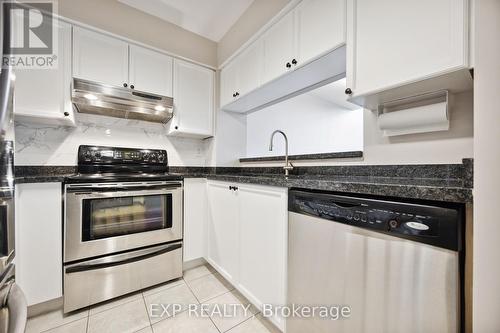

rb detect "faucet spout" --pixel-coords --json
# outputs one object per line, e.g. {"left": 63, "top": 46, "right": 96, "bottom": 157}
{"left": 269, "top": 130, "right": 293, "bottom": 176}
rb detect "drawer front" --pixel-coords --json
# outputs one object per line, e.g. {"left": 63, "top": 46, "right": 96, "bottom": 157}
{"left": 63, "top": 242, "right": 182, "bottom": 313}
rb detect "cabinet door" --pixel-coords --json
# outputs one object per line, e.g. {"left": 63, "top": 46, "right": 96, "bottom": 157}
{"left": 238, "top": 184, "right": 288, "bottom": 330}
{"left": 129, "top": 45, "right": 173, "bottom": 96}
{"left": 169, "top": 60, "right": 214, "bottom": 137}
{"left": 220, "top": 60, "right": 239, "bottom": 107}
{"left": 14, "top": 20, "right": 75, "bottom": 126}
{"left": 348, "top": 0, "right": 469, "bottom": 96}
{"left": 73, "top": 27, "right": 129, "bottom": 87}
{"left": 183, "top": 179, "right": 208, "bottom": 262}
{"left": 295, "top": 0, "right": 346, "bottom": 65}
{"left": 207, "top": 182, "right": 239, "bottom": 283}
{"left": 236, "top": 39, "right": 264, "bottom": 97}
{"left": 262, "top": 10, "right": 295, "bottom": 83}
{"left": 15, "top": 183, "right": 63, "bottom": 306}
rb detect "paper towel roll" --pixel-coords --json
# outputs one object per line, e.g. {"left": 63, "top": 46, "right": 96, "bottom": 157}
{"left": 378, "top": 102, "right": 449, "bottom": 136}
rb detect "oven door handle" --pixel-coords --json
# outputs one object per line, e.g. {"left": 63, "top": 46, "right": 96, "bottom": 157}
{"left": 65, "top": 243, "right": 182, "bottom": 273}
{"left": 67, "top": 183, "right": 182, "bottom": 194}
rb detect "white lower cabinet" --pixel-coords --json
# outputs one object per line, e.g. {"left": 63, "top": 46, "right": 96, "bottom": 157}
{"left": 206, "top": 180, "right": 287, "bottom": 330}
{"left": 15, "top": 183, "right": 63, "bottom": 306}
{"left": 237, "top": 184, "right": 288, "bottom": 330}
{"left": 183, "top": 178, "right": 208, "bottom": 262}
{"left": 207, "top": 181, "right": 240, "bottom": 283}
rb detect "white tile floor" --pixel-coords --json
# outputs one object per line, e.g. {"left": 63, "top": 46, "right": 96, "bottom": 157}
{"left": 26, "top": 265, "right": 281, "bottom": 333}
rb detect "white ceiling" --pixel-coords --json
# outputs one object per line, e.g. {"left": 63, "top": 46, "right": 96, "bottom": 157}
{"left": 118, "top": 0, "right": 254, "bottom": 42}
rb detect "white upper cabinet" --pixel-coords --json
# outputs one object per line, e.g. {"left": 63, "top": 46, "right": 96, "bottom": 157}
{"left": 15, "top": 19, "right": 75, "bottom": 126}
{"left": 73, "top": 27, "right": 129, "bottom": 87}
{"left": 168, "top": 59, "right": 214, "bottom": 138}
{"left": 129, "top": 45, "right": 173, "bottom": 96}
{"left": 295, "top": 0, "right": 346, "bottom": 65}
{"left": 220, "top": 60, "right": 239, "bottom": 107}
{"left": 221, "top": 40, "right": 264, "bottom": 106}
{"left": 237, "top": 39, "right": 264, "bottom": 97}
{"left": 220, "top": 0, "right": 347, "bottom": 112}
{"left": 347, "top": 0, "right": 470, "bottom": 100}
{"left": 262, "top": 10, "right": 296, "bottom": 83}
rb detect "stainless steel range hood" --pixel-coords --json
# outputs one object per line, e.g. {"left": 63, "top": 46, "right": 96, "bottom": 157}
{"left": 72, "top": 78, "right": 174, "bottom": 123}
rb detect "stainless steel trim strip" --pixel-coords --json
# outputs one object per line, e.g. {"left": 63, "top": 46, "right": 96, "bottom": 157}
{"left": 65, "top": 242, "right": 182, "bottom": 273}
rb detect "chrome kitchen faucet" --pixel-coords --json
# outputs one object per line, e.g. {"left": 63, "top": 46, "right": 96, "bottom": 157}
{"left": 269, "top": 130, "right": 294, "bottom": 176}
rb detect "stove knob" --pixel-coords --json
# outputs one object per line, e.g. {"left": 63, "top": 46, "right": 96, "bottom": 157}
{"left": 83, "top": 150, "right": 91, "bottom": 159}
{"left": 95, "top": 151, "right": 101, "bottom": 159}
{"left": 143, "top": 153, "right": 149, "bottom": 161}
{"left": 158, "top": 154, "right": 165, "bottom": 163}
{"left": 150, "top": 153, "right": 157, "bottom": 161}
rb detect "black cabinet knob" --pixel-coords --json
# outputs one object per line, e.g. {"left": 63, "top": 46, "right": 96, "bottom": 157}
{"left": 291, "top": 59, "right": 297, "bottom": 65}
{"left": 345, "top": 88, "right": 352, "bottom": 95}
{"left": 232, "top": 93, "right": 236, "bottom": 97}
{"left": 130, "top": 85, "right": 135, "bottom": 90}
{"left": 235, "top": 92, "right": 240, "bottom": 97}
{"left": 63, "top": 111, "right": 70, "bottom": 117}
{"left": 286, "top": 62, "right": 291, "bottom": 68}
{"left": 123, "top": 83, "right": 128, "bottom": 88}
{"left": 175, "top": 126, "right": 178, "bottom": 130}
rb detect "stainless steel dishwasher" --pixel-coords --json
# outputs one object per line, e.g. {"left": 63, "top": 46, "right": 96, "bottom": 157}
{"left": 287, "top": 189, "right": 464, "bottom": 333}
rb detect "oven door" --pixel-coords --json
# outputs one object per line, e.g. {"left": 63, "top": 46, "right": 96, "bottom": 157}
{"left": 64, "top": 181, "right": 183, "bottom": 263}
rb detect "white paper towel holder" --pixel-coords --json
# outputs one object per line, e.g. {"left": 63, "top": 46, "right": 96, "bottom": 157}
{"left": 377, "top": 90, "right": 450, "bottom": 136}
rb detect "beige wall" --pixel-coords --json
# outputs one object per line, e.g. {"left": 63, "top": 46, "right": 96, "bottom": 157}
{"left": 473, "top": 0, "right": 500, "bottom": 331}
{"left": 217, "top": 0, "right": 291, "bottom": 66}
{"left": 59, "top": 0, "right": 217, "bottom": 67}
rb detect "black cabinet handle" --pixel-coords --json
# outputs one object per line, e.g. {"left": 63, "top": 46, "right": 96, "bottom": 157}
{"left": 291, "top": 59, "right": 297, "bottom": 65}
{"left": 345, "top": 88, "right": 352, "bottom": 95}
{"left": 123, "top": 83, "right": 128, "bottom": 88}
{"left": 63, "top": 112, "right": 70, "bottom": 117}
{"left": 229, "top": 186, "right": 239, "bottom": 191}
{"left": 235, "top": 92, "right": 240, "bottom": 97}
{"left": 232, "top": 93, "right": 236, "bottom": 97}
{"left": 130, "top": 85, "right": 135, "bottom": 90}
{"left": 286, "top": 62, "right": 291, "bottom": 68}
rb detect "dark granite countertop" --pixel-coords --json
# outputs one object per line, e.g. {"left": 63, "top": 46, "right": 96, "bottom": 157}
{"left": 239, "top": 151, "right": 363, "bottom": 163}
{"left": 14, "top": 160, "right": 473, "bottom": 203}
{"left": 201, "top": 173, "right": 472, "bottom": 203}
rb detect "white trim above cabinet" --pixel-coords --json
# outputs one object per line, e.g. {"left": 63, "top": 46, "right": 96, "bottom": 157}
{"left": 345, "top": 0, "right": 473, "bottom": 110}
{"left": 167, "top": 59, "right": 214, "bottom": 138}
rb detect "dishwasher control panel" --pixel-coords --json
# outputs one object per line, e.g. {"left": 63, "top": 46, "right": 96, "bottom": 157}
{"left": 288, "top": 190, "right": 463, "bottom": 251}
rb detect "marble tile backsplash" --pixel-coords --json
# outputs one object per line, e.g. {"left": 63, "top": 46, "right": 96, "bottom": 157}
{"left": 14, "top": 113, "right": 213, "bottom": 166}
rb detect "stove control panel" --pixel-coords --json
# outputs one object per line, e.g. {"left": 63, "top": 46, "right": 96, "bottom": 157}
{"left": 78, "top": 145, "right": 168, "bottom": 165}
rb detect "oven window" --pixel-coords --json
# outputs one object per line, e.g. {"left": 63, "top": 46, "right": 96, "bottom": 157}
{"left": 82, "top": 194, "right": 172, "bottom": 241}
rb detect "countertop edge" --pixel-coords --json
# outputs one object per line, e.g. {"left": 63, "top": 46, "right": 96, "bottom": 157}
{"left": 239, "top": 151, "right": 363, "bottom": 163}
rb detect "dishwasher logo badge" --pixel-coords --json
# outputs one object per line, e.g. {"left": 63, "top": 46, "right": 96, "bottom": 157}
{"left": 2, "top": 1, "right": 58, "bottom": 69}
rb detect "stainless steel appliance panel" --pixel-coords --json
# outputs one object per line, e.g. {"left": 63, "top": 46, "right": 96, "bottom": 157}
{"left": 64, "top": 242, "right": 182, "bottom": 313}
{"left": 288, "top": 212, "right": 460, "bottom": 333}
{"left": 64, "top": 182, "right": 183, "bottom": 263}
